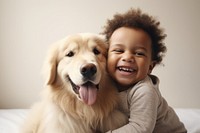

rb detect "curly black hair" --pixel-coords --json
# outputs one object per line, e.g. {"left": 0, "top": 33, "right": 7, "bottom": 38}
{"left": 102, "top": 8, "right": 167, "bottom": 65}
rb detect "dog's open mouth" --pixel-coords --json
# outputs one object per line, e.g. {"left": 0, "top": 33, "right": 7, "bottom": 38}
{"left": 68, "top": 76, "right": 99, "bottom": 105}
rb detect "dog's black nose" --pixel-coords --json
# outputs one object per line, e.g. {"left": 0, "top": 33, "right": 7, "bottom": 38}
{"left": 80, "top": 63, "right": 97, "bottom": 78}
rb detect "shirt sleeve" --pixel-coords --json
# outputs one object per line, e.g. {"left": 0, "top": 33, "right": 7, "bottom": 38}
{"left": 106, "top": 84, "right": 160, "bottom": 133}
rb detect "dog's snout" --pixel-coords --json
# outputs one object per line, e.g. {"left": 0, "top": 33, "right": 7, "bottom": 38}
{"left": 80, "top": 63, "right": 97, "bottom": 78}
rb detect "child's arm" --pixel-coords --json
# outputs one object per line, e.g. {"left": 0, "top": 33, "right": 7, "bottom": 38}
{"left": 107, "top": 85, "right": 159, "bottom": 133}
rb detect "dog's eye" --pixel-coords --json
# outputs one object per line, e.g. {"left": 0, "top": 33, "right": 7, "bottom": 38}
{"left": 93, "top": 48, "right": 100, "bottom": 55}
{"left": 66, "top": 51, "right": 74, "bottom": 57}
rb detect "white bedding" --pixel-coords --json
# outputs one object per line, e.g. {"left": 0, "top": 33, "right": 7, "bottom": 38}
{"left": 0, "top": 109, "right": 200, "bottom": 133}
{"left": 175, "top": 109, "right": 200, "bottom": 133}
{"left": 0, "top": 109, "right": 28, "bottom": 133}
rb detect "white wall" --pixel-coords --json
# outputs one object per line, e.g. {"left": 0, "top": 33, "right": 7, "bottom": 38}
{"left": 0, "top": 0, "right": 200, "bottom": 109}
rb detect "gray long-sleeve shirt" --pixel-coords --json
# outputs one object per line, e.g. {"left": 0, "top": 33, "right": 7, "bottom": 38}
{"left": 107, "top": 75, "right": 187, "bottom": 133}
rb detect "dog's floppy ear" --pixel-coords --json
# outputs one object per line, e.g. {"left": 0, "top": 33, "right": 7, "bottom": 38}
{"left": 42, "top": 44, "right": 58, "bottom": 85}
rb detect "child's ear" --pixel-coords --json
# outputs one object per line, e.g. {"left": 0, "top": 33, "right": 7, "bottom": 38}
{"left": 148, "top": 61, "right": 156, "bottom": 74}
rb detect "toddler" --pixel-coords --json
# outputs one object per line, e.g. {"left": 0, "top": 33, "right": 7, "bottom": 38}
{"left": 102, "top": 8, "right": 187, "bottom": 133}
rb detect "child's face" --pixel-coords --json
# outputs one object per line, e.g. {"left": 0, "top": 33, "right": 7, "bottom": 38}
{"left": 107, "top": 27, "right": 154, "bottom": 89}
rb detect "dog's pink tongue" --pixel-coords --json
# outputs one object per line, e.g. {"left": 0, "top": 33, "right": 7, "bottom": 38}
{"left": 79, "top": 84, "right": 97, "bottom": 105}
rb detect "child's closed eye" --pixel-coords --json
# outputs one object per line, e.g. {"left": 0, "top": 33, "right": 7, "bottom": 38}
{"left": 112, "top": 49, "right": 124, "bottom": 53}
{"left": 135, "top": 51, "right": 146, "bottom": 56}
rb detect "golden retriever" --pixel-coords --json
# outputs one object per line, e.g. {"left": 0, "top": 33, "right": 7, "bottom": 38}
{"left": 22, "top": 33, "right": 127, "bottom": 133}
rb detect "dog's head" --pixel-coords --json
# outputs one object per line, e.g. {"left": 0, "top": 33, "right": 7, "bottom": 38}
{"left": 43, "top": 33, "right": 108, "bottom": 105}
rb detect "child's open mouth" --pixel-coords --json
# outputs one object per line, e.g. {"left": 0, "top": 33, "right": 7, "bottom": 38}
{"left": 118, "top": 66, "right": 134, "bottom": 73}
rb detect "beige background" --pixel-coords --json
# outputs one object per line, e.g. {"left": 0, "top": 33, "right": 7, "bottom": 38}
{"left": 0, "top": 0, "right": 200, "bottom": 109}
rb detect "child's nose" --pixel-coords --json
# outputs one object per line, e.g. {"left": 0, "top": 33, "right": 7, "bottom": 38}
{"left": 122, "top": 52, "right": 134, "bottom": 63}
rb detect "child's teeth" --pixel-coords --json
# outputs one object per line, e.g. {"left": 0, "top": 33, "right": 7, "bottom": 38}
{"left": 119, "top": 67, "right": 133, "bottom": 72}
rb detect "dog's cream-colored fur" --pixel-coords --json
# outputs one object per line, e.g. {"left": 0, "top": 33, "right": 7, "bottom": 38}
{"left": 22, "top": 33, "right": 127, "bottom": 133}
